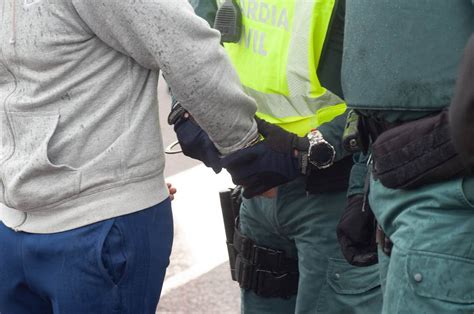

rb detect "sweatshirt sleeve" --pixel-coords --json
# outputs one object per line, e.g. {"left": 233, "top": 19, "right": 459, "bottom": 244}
{"left": 71, "top": 0, "right": 257, "bottom": 155}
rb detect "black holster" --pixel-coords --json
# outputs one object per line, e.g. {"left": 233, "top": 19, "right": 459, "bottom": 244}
{"left": 233, "top": 228, "right": 299, "bottom": 299}
{"left": 219, "top": 186, "right": 243, "bottom": 281}
{"left": 219, "top": 187, "right": 299, "bottom": 298}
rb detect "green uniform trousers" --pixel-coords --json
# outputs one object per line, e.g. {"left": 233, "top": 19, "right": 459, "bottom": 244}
{"left": 370, "top": 174, "right": 474, "bottom": 313}
{"left": 239, "top": 177, "right": 382, "bottom": 314}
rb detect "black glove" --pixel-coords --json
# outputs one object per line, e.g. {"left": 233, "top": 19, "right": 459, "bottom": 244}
{"left": 336, "top": 194, "right": 378, "bottom": 267}
{"left": 170, "top": 103, "right": 222, "bottom": 173}
{"left": 255, "top": 117, "right": 309, "bottom": 155}
{"left": 221, "top": 117, "right": 305, "bottom": 199}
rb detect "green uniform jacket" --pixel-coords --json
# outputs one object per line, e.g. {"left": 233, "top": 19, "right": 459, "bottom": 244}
{"left": 190, "top": 0, "right": 218, "bottom": 26}
{"left": 343, "top": 0, "right": 474, "bottom": 122}
{"left": 343, "top": 0, "right": 473, "bottom": 194}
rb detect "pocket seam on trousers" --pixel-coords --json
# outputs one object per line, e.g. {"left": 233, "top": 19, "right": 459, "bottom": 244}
{"left": 458, "top": 177, "right": 474, "bottom": 209}
{"left": 96, "top": 219, "right": 129, "bottom": 287}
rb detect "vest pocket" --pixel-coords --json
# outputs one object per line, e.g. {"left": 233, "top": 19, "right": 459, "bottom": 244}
{"left": 1, "top": 112, "right": 80, "bottom": 210}
{"left": 407, "top": 251, "right": 474, "bottom": 304}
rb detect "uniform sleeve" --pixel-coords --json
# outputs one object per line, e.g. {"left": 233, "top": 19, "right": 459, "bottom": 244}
{"left": 71, "top": 0, "right": 257, "bottom": 154}
{"left": 193, "top": 0, "right": 218, "bottom": 26}
{"left": 449, "top": 34, "right": 474, "bottom": 167}
{"left": 346, "top": 153, "right": 369, "bottom": 197}
{"left": 318, "top": 112, "right": 351, "bottom": 162}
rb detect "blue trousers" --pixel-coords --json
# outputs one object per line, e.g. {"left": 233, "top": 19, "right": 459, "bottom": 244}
{"left": 0, "top": 199, "right": 173, "bottom": 314}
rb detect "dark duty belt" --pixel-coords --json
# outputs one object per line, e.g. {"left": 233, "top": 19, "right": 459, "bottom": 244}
{"left": 232, "top": 228, "right": 299, "bottom": 299}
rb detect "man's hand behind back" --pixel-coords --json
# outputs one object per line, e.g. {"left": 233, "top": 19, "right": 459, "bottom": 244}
{"left": 171, "top": 107, "right": 302, "bottom": 198}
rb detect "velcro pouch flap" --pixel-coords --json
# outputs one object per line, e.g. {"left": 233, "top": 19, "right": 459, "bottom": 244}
{"left": 372, "top": 111, "right": 468, "bottom": 189}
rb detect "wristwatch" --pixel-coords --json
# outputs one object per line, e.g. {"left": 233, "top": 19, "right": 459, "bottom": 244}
{"left": 307, "top": 129, "right": 335, "bottom": 169}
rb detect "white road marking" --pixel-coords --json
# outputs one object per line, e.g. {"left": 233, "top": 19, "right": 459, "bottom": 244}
{"left": 161, "top": 165, "right": 234, "bottom": 296}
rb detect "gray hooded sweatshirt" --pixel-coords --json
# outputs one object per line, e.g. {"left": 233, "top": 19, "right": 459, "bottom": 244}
{"left": 0, "top": 0, "right": 258, "bottom": 233}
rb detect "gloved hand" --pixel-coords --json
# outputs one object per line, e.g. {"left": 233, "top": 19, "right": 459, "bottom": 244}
{"left": 336, "top": 194, "right": 378, "bottom": 267}
{"left": 221, "top": 117, "right": 306, "bottom": 198}
{"left": 170, "top": 103, "right": 222, "bottom": 173}
{"left": 255, "top": 117, "right": 309, "bottom": 154}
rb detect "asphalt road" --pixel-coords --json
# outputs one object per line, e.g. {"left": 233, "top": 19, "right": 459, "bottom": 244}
{"left": 156, "top": 78, "right": 240, "bottom": 314}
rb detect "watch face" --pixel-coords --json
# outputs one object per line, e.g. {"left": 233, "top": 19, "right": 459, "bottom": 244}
{"left": 309, "top": 143, "right": 335, "bottom": 168}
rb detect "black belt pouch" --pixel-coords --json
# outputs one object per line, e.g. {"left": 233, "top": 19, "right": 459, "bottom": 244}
{"left": 371, "top": 111, "right": 470, "bottom": 189}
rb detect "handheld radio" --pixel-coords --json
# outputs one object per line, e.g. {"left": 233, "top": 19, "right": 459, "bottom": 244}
{"left": 213, "top": 0, "right": 242, "bottom": 43}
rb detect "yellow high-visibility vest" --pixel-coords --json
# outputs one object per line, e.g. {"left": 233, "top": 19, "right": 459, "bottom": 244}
{"left": 216, "top": 0, "right": 346, "bottom": 136}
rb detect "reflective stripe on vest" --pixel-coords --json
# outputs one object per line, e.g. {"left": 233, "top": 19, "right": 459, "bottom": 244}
{"left": 217, "top": 0, "right": 346, "bottom": 136}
